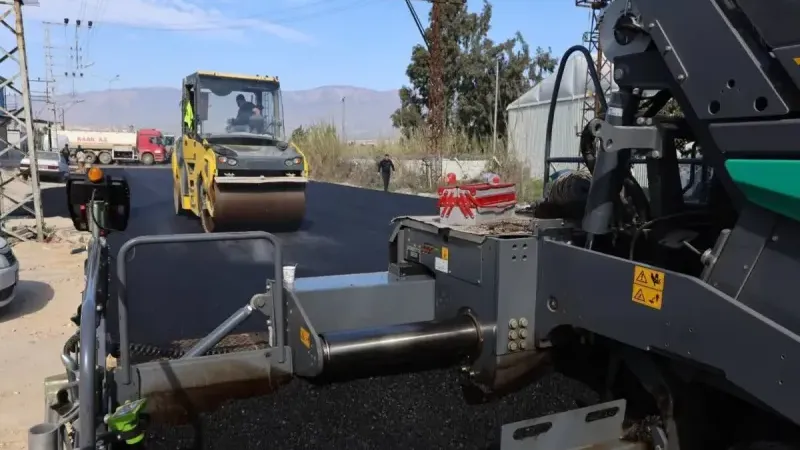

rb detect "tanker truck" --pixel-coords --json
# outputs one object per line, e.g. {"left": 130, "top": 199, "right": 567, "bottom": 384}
{"left": 58, "top": 128, "right": 167, "bottom": 165}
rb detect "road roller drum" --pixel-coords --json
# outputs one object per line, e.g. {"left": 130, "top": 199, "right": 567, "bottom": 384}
{"left": 203, "top": 181, "right": 306, "bottom": 232}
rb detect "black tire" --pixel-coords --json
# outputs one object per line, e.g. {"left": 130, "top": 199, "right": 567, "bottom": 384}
{"left": 141, "top": 153, "right": 155, "bottom": 166}
{"left": 98, "top": 151, "right": 112, "bottom": 165}
{"left": 84, "top": 152, "right": 97, "bottom": 164}
{"left": 198, "top": 182, "right": 216, "bottom": 233}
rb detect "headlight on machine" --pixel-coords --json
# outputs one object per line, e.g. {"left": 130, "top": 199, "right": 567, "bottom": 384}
{"left": 217, "top": 156, "right": 238, "bottom": 166}
{"left": 285, "top": 157, "right": 302, "bottom": 167}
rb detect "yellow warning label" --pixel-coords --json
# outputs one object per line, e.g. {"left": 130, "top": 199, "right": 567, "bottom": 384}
{"left": 794, "top": 57, "right": 800, "bottom": 66}
{"left": 441, "top": 246, "right": 449, "bottom": 260}
{"left": 632, "top": 265, "right": 665, "bottom": 310}
{"left": 299, "top": 327, "right": 311, "bottom": 349}
{"left": 633, "top": 265, "right": 665, "bottom": 291}
{"left": 632, "top": 285, "right": 663, "bottom": 310}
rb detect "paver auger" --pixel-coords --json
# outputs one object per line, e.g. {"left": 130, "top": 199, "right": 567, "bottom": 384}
{"left": 35, "top": 0, "right": 800, "bottom": 448}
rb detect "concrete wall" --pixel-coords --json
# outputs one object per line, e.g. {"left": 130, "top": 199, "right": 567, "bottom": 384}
{"left": 352, "top": 157, "right": 489, "bottom": 180}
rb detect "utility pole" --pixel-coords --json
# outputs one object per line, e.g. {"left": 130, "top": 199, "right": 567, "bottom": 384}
{"left": 64, "top": 18, "right": 89, "bottom": 96}
{"left": 492, "top": 57, "right": 500, "bottom": 155}
{"left": 341, "top": 96, "right": 346, "bottom": 144}
{"left": 42, "top": 21, "right": 58, "bottom": 149}
{"left": 0, "top": 0, "right": 45, "bottom": 241}
{"left": 429, "top": 0, "right": 445, "bottom": 179}
{"left": 576, "top": 1, "right": 612, "bottom": 133}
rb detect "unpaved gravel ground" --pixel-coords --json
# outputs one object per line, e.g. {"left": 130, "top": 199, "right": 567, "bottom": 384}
{"left": 0, "top": 241, "right": 85, "bottom": 449}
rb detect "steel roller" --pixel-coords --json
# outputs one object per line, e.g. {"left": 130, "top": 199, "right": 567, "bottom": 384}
{"left": 211, "top": 182, "right": 306, "bottom": 228}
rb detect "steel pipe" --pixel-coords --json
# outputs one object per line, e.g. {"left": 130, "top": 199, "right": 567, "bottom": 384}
{"left": 320, "top": 314, "right": 481, "bottom": 376}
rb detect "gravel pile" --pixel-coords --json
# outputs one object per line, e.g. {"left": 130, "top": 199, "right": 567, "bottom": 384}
{"left": 146, "top": 369, "right": 598, "bottom": 450}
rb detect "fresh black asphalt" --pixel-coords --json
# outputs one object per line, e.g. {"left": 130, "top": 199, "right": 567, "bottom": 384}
{"left": 40, "top": 168, "right": 594, "bottom": 449}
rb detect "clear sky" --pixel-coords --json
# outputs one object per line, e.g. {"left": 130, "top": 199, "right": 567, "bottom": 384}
{"left": 9, "top": 0, "right": 591, "bottom": 93}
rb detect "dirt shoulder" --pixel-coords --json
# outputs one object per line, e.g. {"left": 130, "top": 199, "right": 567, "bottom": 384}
{"left": 0, "top": 241, "right": 84, "bottom": 450}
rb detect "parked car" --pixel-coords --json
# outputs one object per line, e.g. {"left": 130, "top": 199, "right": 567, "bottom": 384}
{"left": 19, "top": 151, "right": 69, "bottom": 182}
{"left": 0, "top": 237, "right": 19, "bottom": 310}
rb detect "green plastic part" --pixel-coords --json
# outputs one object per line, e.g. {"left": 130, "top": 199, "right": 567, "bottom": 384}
{"left": 725, "top": 159, "right": 800, "bottom": 221}
{"left": 107, "top": 398, "right": 147, "bottom": 444}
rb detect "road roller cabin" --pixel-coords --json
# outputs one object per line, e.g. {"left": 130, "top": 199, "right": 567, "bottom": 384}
{"left": 172, "top": 71, "right": 309, "bottom": 233}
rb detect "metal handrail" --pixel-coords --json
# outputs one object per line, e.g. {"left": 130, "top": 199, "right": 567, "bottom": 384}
{"left": 115, "top": 231, "right": 285, "bottom": 386}
{"left": 77, "top": 235, "right": 104, "bottom": 448}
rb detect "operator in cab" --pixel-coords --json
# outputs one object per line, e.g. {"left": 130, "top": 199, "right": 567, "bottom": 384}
{"left": 234, "top": 94, "right": 261, "bottom": 126}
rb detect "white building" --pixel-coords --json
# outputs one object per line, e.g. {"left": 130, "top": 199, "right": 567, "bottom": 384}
{"left": 506, "top": 53, "right": 617, "bottom": 180}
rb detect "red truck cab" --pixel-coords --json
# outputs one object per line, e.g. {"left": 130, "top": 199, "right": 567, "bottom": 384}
{"left": 137, "top": 128, "right": 167, "bottom": 163}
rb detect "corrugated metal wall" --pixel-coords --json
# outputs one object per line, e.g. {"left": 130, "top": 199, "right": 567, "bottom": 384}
{"left": 507, "top": 96, "right": 649, "bottom": 188}
{"left": 507, "top": 97, "right": 584, "bottom": 179}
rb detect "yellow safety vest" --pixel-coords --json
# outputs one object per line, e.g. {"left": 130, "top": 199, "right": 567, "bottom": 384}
{"left": 183, "top": 102, "right": 194, "bottom": 129}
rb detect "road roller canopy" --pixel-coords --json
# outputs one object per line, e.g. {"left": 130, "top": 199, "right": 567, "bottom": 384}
{"left": 185, "top": 71, "right": 285, "bottom": 141}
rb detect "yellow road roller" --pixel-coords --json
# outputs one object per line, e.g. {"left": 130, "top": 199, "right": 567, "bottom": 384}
{"left": 173, "top": 71, "right": 310, "bottom": 232}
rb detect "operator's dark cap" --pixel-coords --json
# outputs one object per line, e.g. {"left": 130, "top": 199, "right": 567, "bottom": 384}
{"left": 236, "top": 94, "right": 245, "bottom": 101}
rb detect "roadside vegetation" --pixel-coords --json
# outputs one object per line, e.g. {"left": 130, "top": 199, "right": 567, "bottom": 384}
{"left": 290, "top": 123, "right": 543, "bottom": 203}
{"left": 288, "top": 1, "right": 556, "bottom": 203}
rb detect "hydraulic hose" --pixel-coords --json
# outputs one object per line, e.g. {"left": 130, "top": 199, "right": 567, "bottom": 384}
{"left": 543, "top": 45, "right": 608, "bottom": 195}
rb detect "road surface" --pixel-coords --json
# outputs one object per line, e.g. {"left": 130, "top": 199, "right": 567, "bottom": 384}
{"left": 42, "top": 168, "right": 594, "bottom": 449}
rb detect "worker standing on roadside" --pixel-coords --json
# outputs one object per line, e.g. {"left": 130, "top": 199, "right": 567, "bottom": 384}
{"left": 60, "top": 143, "right": 70, "bottom": 164}
{"left": 378, "top": 154, "right": 395, "bottom": 192}
{"left": 76, "top": 145, "right": 87, "bottom": 173}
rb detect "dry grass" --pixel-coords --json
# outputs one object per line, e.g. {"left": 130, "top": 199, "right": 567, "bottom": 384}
{"left": 291, "top": 124, "right": 543, "bottom": 203}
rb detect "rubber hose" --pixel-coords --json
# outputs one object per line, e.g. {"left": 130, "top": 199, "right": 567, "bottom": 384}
{"left": 543, "top": 45, "right": 608, "bottom": 195}
{"left": 63, "top": 331, "right": 80, "bottom": 355}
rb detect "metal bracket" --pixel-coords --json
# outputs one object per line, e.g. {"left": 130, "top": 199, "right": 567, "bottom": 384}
{"left": 284, "top": 287, "right": 325, "bottom": 377}
{"left": 500, "top": 399, "right": 643, "bottom": 450}
{"left": 591, "top": 118, "right": 663, "bottom": 154}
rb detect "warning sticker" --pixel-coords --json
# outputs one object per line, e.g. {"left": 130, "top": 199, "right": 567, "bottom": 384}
{"left": 631, "top": 285, "right": 663, "bottom": 310}
{"left": 632, "top": 265, "right": 665, "bottom": 310}
{"left": 633, "top": 265, "right": 665, "bottom": 291}
{"left": 299, "top": 327, "right": 311, "bottom": 349}
{"left": 435, "top": 256, "right": 449, "bottom": 273}
{"left": 441, "top": 246, "right": 449, "bottom": 261}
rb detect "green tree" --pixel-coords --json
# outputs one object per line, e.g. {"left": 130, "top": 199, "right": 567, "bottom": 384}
{"left": 391, "top": 0, "right": 557, "bottom": 147}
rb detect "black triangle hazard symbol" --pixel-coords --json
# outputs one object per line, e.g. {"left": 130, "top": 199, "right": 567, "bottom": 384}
{"left": 635, "top": 271, "right": 647, "bottom": 284}
{"left": 634, "top": 289, "right": 645, "bottom": 302}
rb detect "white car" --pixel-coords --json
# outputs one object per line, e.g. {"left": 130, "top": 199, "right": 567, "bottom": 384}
{"left": 20, "top": 151, "right": 69, "bottom": 182}
{"left": 0, "top": 237, "right": 19, "bottom": 309}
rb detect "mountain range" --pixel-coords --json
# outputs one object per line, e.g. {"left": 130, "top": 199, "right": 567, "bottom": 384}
{"left": 31, "top": 86, "right": 402, "bottom": 140}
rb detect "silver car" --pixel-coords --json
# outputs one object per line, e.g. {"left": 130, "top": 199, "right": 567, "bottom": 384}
{"left": 20, "top": 151, "right": 70, "bottom": 182}
{"left": 0, "top": 238, "right": 19, "bottom": 310}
